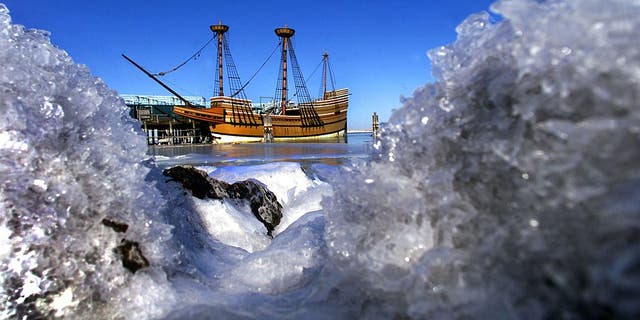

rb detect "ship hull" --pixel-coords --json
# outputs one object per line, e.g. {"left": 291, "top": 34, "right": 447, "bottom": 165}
{"left": 209, "top": 129, "right": 346, "bottom": 143}
{"left": 173, "top": 88, "right": 348, "bottom": 143}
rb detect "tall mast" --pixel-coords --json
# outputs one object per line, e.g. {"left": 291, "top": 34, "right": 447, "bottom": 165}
{"left": 322, "top": 51, "right": 328, "bottom": 99}
{"left": 211, "top": 22, "right": 229, "bottom": 97}
{"left": 275, "top": 26, "right": 295, "bottom": 114}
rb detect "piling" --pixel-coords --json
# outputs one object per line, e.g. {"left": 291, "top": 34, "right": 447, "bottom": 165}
{"left": 263, "top": 113, "right": 274, "bottom": 143}
{"left": 372, "top": 112, "right": 380, "bottom": 138}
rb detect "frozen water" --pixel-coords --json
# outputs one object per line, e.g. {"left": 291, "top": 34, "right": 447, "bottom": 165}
{"left": 193, "top": 196, "right": 270, "bottom": 253}
{"left": 323, "top": 0, "right": 640, "bottom": 318}
{"left": 1, "top": 0, "right": 640, "bottom": 319}
{"left": 0, "top": 3, "right": 178, "bottom": 318}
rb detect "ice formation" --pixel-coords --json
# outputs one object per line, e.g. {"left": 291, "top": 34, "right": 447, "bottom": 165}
{"left": 1, "top": 0, "right": 639, "bottom": 319}
{"left": 323, "top": 0, "right": 640, "bottom": 318}
{"left": 0, "top": 3, "right": 176, "bottom": 319}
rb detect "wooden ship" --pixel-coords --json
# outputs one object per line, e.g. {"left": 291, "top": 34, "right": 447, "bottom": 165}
{"left": 124, "top": 23, "right": 348, "bottom": 143}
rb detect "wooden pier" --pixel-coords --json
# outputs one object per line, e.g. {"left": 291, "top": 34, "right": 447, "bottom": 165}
{"left": 123, "top": 95, "right": 213, "bottom": 145}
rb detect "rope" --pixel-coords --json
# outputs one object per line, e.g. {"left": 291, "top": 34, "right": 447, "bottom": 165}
{"left": 152, "top": 35, "right": 216, "bottom": 76}
{"left": 292, "top": 57, "right": 324, "bottom": 98}
{"left": 305, "top": 58, "right": 323, "bottom": 84}
{"left": 231, "top": 41, "right": 281, "bottom": 97}
{"left": 327, "top": 59, "right": 336, "bottom": 91}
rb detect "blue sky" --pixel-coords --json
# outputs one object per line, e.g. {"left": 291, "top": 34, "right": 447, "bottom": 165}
{"left": 4, "top": 0, "right": 496, "bottom": 129}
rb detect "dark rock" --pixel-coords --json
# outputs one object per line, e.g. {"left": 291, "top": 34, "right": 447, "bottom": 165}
{"left": 116, "top": 239, "right": 149, "bottom": 273}
{"left": 228, "top": 180, "right": 282, "bottom": 236}
{"left": 163, "top": 165, "right": 223, "bottom": 199}
{"left": 207, "top": 178, "right": 232, "bottom": 199}
{"left": 101, "top": 218, "right": 129, "bottom": 233}
{"left": 163, "top": 165, "right": 283, "bottom": 236}
{"left": 101, "top": 219, "right": 147, "bottom": 273}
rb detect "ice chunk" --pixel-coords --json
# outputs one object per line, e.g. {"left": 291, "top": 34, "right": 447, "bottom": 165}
{"left": 0, "top": 5, "right": 175, "bottom": 318}
{"left": 218, "top": 212, "right": 327, "bottom": 294}
{"left": 323, "top": 0, "right": 640, "bottom": 318}
{"left": 195, "top": 197, "right": 270, "bottom": 253}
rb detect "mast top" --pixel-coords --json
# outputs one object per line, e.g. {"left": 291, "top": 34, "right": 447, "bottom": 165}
{"left": 275, "top": 25, "right": 295, "bottom": 38}
{"left": 210, "top": 21, "right": 229, "bottom": 34}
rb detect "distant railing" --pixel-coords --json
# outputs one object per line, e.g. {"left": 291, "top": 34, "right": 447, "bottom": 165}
{"left": 121, "top": 94, "right": 207, "bottom": 107}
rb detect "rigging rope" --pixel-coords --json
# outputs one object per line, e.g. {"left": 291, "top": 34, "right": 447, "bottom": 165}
{"left": 292, "top": 57, "right": 326, "bottom": 98}
{"left": 305, "top": 59, "right": 323, "bottom": 84}
{"left": 231, "top": 41, "right": 281, "bottom": 97}
{"left": 327, "top": 59, "right": 336, "bottom": 91}
{"left": 152, "top": 35, "right": 216, "bottom": 76}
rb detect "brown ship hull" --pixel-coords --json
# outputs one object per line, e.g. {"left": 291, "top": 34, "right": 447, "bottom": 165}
{"left": 173, "top": 88, "right": 348, "bottom": 142}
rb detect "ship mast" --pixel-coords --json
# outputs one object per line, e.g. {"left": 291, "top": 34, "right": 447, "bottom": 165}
{"left": 322, "top": 51, "right": 328, "bottom": 99}
{"left": 211, "top": 22, "right": 229, "bottom": 97}
{"left": 275, "top": 26, "right": 295, "bottom": 114}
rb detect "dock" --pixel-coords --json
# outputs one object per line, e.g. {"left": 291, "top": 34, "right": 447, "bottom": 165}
{"left": 122, "top": 94, "right": 213, "bottom": 145}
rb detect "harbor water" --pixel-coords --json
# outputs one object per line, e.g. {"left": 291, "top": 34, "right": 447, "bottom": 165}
{"left": 149, "top": 132, "right": 375, "bottom": 170}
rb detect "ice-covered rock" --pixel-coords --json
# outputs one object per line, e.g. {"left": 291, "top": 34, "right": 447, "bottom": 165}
{"left": 323, "top": 0, "right": 640, "bottom": 318}
{"left": 163, "top": 165, "right": 283, "bottom": 236}
{"left": 208, "top": 162, "right": 333, "bottom": 236}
